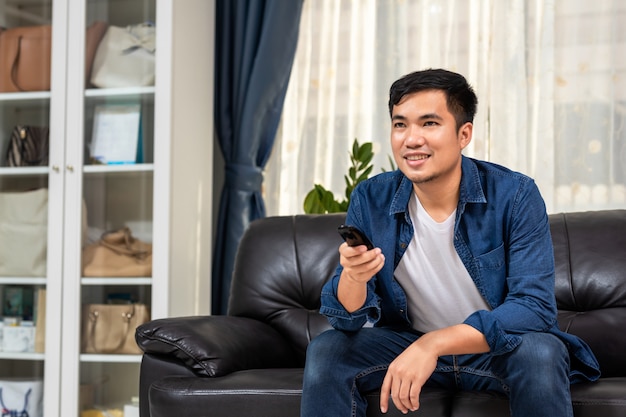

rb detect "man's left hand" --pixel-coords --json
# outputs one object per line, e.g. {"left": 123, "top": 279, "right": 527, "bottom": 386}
{"left": 379, "top": 341, "right": 438, "bottom": 414}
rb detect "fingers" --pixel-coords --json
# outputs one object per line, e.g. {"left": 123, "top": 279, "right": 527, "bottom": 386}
{"left": 398, "top": 381, "right": 420, "bottom": 413}
{"left": 338, "top": 241, "right": 371, "bottom": 259}
{"left": 380, "top": 371, "right": 421, "bottom": 414}
{"left": 339, "top": 243, "right": 385, "bottom": 283}
{"left": 380, "top": 372, "right": 391, "bottom": 413}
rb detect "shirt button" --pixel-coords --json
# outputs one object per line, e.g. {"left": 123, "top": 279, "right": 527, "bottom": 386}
{"left": 400, "top": 242, "right": 407, "bottom": 249}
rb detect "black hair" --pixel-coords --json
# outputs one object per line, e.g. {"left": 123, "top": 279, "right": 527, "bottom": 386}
{"left": 388, "top": 68, "right": 478, "bottom": 131}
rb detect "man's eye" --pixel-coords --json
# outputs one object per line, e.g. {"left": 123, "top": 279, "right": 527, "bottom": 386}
{"left": 393, "top": 122, "right": 406, "bottom": 128}
{"left": 424, "top": 121, "right": 438, "bottom": 126}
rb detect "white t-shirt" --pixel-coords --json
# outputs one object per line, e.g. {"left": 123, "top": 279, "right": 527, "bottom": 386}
{"left": 394, "top": 192, "right": 491, "bottom": 333}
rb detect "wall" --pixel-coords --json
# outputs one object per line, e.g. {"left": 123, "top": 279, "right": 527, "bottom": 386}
{"left": 161, "top": 0, "right": 215, "bottom": 316}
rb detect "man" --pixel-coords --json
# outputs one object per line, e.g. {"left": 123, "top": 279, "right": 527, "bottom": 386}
{"left": 301, "top": 69, "right": 600, "bottom": 416}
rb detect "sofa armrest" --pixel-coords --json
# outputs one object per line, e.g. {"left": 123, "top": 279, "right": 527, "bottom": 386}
{"left": 136, "top": 315, "right": 296, "bottom": 377}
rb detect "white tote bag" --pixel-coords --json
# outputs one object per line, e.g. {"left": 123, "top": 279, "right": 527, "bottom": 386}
{"left": 0, "top": 188, "right": 48, "bottom": 277}
{"left": 90, "top": 23, "right": 156, "bottom": 88}
{"left": 0, "top": 378, "right": 43, "bottom": 417}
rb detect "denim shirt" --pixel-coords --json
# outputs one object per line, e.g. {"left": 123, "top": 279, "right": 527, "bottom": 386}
{"left": 320, "top": 156, "right": 600, "bottom": 383}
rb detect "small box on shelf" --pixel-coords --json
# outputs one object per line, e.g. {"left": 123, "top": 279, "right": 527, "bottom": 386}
{"left": 2, "top": 318, "right": 35, "bottom": 352}
{"left": 3, "top": 286, "right": 34, "bottom": 320}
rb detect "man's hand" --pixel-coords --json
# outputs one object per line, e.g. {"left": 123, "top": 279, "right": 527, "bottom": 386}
{"left": 379, "top": 341, "right": 437, "bottom": 414}
{"left": 340, "top": 242, "right": 384, "bottom": 283}
{"left": 379, "top": 324, "right": 489, "bottom": 414}
{"left": 337, "top": 243, "right": 385, "bottom": 312}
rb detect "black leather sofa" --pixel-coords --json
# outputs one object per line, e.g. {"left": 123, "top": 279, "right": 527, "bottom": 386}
{"left": 136, "top": 210, "right": 626, "bottom": 417}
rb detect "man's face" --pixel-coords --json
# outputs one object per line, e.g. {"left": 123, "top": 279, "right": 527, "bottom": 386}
{"left": 390, "top": 90, "right": 471, "bottom": 187}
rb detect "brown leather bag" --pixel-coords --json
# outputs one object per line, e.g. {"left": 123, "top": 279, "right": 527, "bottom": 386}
{"left": 0, "top": 25, "right": 52, "bottom": 92}
{"left": 82, "top": 227, "right": 152, "bottom": 277}
{"left": 81, "top": 303, "right": 150, "bottom": 354}
{"left": 0, "top": 21, "right": 108, "bottom": 92}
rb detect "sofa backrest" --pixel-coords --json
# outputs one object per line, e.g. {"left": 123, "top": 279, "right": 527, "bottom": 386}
{"left": 229, "top": 214, "right": 343, "bottom": 362}
{"left": 550, "top": 210, "right": 626, "bottom": 377}
{"left": 229, "top": 210, "right": 626, "bottom": 373}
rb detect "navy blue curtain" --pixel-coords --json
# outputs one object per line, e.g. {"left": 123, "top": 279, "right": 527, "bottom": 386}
{"left": 212, "top": 0, "right": 304, "bottom": 315}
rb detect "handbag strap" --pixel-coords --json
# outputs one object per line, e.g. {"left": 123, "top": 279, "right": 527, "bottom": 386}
{"left": 15, "top": 128, "right": 29, "bottom": 165}
{"left": 0, "top": 386, "right": 32, "bottom": 416}
{"left": 99, "top": 228, "right": 150, "bottom": 259}
{"left": 88, "top": 304, "right": 136, "bottom": 354}
{"left": 10, "top": 35, "right": 26, "bottom": 92}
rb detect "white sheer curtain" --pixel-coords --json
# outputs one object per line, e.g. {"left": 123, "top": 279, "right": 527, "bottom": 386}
{"left": 265, "top": 0, "right": 626, "bottom": 215}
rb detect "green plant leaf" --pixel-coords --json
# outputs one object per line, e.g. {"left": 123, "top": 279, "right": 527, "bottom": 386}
{"left": 356, "top": 142, "right": 373, "bottom": 161}
{"left": 352, "top": 139, "right": 360, "bottom": 158}
{"left": 303, "top": 187, "right": 323, "bottom": 214}
{"left": 303, "top": 184, "right": 346, "bottom": 214}
{"left": 358, "top": 166, "right": 374, "bottom": 183}
{"left": 303, "top": 138, "right": 381, "bottom": 214}
{"left": 348, "top": 166, "right": 357, "bottom": 181}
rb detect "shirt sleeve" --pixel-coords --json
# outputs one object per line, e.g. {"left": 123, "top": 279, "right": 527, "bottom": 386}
{"left": 319, "top": 267, "right": 381, "bottom": 331}
{"left": 463, "top": 179, "right": 558, "bottom": 355}
{"left": 318, "top": 191, "right": 382, "bottom": 331}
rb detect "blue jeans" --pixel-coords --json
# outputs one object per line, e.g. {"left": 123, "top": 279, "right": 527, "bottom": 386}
{"left": 301, "top": 327, "right": 573, "bottom": 417}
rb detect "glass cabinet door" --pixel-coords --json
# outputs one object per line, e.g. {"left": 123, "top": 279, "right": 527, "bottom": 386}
{"left": 71, "top": 0, "right": 156, "bottom": 415}
{"left": 0, "top": 0, "right": 63, "bottom": 416}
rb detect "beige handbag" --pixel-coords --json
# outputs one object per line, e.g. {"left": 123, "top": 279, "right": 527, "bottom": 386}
{"left": 82, "top": 227, "right": 152, "bottom": 277}
{"left": 0, "top": 188, "right": 47, "bottom": 277}
{"left": 81, "top": 303, "right": 150, "bottom": 354}
{"left": 90, "top": 23, "right": 156, "bottom": 88}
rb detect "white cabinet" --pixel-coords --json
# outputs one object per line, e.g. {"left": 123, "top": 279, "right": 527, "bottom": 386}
{"left": 0, "top": 0, "right": 214, "bottom": 415}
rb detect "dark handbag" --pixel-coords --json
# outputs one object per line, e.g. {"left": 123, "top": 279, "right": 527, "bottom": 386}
{"left": 0, "top": 25, "right": 52, "bottom": 92}
{"left": 5, "top": 126, "right": 50, "bottom": 167}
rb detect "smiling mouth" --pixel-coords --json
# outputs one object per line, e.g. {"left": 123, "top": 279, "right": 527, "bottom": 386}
{"left": 405, "top": 155, "right": 429, "bottom": 161}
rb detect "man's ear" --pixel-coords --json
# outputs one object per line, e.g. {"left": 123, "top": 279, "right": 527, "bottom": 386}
{"left": 459, "top": 122, "right": 473, "bottom": 149}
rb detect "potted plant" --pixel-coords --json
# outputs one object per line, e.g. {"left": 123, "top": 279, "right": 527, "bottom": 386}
{"left": 303, "top": 139, "right": 394, "bottom": 214}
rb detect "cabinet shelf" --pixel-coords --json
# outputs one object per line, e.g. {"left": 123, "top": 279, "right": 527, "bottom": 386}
{"left": 81, "top": 277, "right": 152, "bottom": 285}
{"left": 0, "top": 91, "right": 51, "bottom": 102}
{"left": 0, "top": 167, "right": 49, "bottom": 176}
{"left": 85, "top": 86, "right": 155, "bottom": 98}
{"left": 83, "top": 163, "right": 154, "bottom": 174}
{"left": 0, "top": 87, "right": 154, "bottom": 104}
{"left": 0, "top": 351, "right": 46, "bottom": 361}
{"left": 0, "top": 277, "right": 47, "bottom": 285}
{"left": 0, "top": 165, "right": 153, "bottom": 176}
{"left": 80, "top": 353, "right": 142, "bottom": 363}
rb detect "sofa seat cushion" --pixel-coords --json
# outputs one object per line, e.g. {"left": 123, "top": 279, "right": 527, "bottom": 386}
{"left": 147, "top": 368, "right": 452, "bottom": 417}
{"left": 148, "top": 369, "right": 626, "bottom": 417}
{"left": 148, "top": 369, "right": 303, "bottom": 417}
{"left": 569, "top": 377, "right": 626, "bottom": 417}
